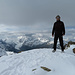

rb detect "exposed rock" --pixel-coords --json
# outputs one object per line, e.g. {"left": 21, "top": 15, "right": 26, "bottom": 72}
{"left": 64, "top": 44, "right": 70, "bottom": 49}
{"left": 64, "top": 41, "right": 75, "bottom": 49}
{"left": 18, "top": 51, "right": 23, "bottom": 53}
{"left": 41, "top": 66, "right": 51, "bottom": 72}
{"left": 68, "top": 41, "right": 75, "bottom": 45}
{"left": 32, "top": 69, "right": 36, "bottom": 71}
{"left": 73, "top": 48, "right": 75, "bottom": 54}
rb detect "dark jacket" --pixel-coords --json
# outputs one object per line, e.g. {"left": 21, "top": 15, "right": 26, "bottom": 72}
{"left": 52, "top": 20, "right": 65, "bottom": 36}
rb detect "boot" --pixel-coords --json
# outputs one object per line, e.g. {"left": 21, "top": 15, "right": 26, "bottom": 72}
{"left": 52, "top": 50, "right": 56, "bottom": 53}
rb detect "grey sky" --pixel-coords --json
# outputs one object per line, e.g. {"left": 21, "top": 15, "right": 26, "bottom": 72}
{"left": 0, "top": 0, "right": 75, "bottom": 32}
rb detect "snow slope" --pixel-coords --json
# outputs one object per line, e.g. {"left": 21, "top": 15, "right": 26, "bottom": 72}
{"left": 0, "top": 48, "right": 7, "bottom": 56}
{"left": 0, "top": 45, "right": 75, "bottom": 75}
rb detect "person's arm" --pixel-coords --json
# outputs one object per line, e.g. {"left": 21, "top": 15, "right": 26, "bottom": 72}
{"left": 52, "top": 23, "right": 55, "bottom": 36}
{"left": 62, "top": 22, "right": 65, "bottom": 35}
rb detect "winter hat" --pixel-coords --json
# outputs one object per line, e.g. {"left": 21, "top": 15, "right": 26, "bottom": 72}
{"left": 56, "top": 15, "right": 60, "bottom": 18}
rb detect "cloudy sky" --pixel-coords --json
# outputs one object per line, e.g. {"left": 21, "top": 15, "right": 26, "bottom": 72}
{"left": 0, "top": 0, "right": 75, "bottom": 32}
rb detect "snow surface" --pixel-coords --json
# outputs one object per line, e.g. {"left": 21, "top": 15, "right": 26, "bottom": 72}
{"left": 6, "top": 51, "right": 15, "bottom": 55}
{"left": 0, "top": 48, "right": 7, "bottom": 56}
{"left": 0, "top": 45, "right": 75, "bottom": 75}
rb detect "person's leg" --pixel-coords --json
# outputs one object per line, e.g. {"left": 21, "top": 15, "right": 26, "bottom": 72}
{"left": 53, "top": 35, "right": 58, "bottom": 51}
{"left": 59, "top": 36, "right": 64, "bottom": 51}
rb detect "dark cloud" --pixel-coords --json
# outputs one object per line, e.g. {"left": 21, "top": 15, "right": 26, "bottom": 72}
{"left": 0, "top": 0, "right": 75, "bottom": 32}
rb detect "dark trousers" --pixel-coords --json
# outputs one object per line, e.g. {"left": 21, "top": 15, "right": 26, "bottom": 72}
{"left": 54, "top": 35, "right": 64, "bottom": 51}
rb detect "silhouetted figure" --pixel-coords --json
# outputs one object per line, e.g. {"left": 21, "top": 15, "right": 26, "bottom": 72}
{"left": 52, "top": 15, "right": 65, "bottom": 52}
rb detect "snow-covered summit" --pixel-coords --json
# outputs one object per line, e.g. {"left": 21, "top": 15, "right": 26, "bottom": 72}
{"left": 0, "top": 45, "right": 75, "bottom": 75}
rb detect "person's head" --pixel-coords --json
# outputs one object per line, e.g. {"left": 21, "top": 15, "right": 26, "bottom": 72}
{"left": 56, "top": 15, "right": 61, "bottom": 21}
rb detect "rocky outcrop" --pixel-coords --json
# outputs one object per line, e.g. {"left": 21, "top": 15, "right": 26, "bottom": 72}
{"left": 73, "top": 48, "right": 75, "bottom": 54}
{"left": 64, "top": 41, "right": 75, "bottom": 49}
{"left": 32, "top": 66, "right": 51, "bottom": 72}
{"left": 41, "top": 66, "right": 51, "bottom": 72}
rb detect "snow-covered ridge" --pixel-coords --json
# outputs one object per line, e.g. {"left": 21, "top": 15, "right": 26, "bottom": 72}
{"left": 0, "top": 30, "right": 75, "bottom": 53}
{"left": 0, "top": 48, "right": 7, "bottom": 56}
{"left": 0, "top": 45, "right": 75, "bottom": 75}
{"left": 0, "top": 32, "right": 53, "bottom": 52}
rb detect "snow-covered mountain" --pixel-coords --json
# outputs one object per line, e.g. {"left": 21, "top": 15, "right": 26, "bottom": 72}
{"left": 0, "top": 45, "right": 75, "bottom": 75}
{"left": 0, "top": 48, "right": 7, "bottom": 56}
{"left": 0, "top": 29, "right": 75, "bottom": 53}
{"left": 0, "top": 32, "right": 54, "bottom": 52}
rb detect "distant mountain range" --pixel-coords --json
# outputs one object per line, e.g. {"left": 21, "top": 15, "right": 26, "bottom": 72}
{"left": 0, "top": 30, "right": 75, "bottom": 53}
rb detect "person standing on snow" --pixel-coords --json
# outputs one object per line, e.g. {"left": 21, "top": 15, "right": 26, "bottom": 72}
{"left": 52, "top": 15, "right": 65, "bottom": 52}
